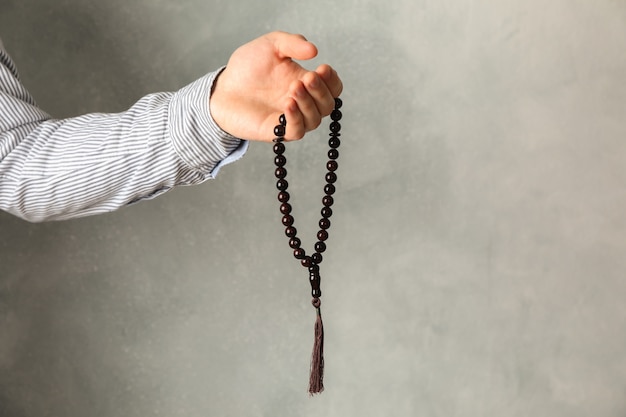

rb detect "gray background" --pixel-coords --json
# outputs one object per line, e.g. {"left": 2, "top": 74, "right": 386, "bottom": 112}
{"left": 1, "top": 0, "right": 625, "bottom": 416}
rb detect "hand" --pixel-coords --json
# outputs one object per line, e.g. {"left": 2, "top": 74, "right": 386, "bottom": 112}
{"left": 209, "top": 31, "right": 343, "bottom": 142}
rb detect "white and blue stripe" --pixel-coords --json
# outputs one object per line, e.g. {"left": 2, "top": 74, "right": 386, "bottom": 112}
{"left": 0, "top": 41, "right": 247, "bottom": 222}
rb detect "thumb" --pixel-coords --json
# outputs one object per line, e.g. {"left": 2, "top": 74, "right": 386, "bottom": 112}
{"left": 270, "top": 31, "right": 318, "bottom": 61}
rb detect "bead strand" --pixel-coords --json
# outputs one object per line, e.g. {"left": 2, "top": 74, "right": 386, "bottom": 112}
{"left": 272, "top": 98, "right": 342, "bottom": 286}
{"left": 272, "top": 98, "right": 342, "bottom": 396}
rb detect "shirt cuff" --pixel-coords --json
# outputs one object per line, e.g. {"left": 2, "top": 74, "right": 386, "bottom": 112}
{"left": 168, "top": 67, "right": 248, "bottom": 178}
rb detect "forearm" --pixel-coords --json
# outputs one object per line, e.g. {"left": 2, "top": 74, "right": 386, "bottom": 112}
{"left": 0, "top": 47, "right": 246, "bottom": 222}
{"left": 0, "top": 31, "right": 342, "bottom": 222}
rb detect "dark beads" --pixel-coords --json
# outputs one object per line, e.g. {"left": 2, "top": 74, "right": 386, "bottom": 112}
{"left": 274, "top": 124, "right": 286, "bottom": 137}
{"left": 273, "top": 142, "right": 285, "bottom": 155}
{"left": 311, "top": 253, "right": 323, "bottom": 264}
{"left": 311, "top": 288, "right": 321, "bottom": 298}
{"left": 278, "top": 191, "right": 290, "bottom": 203}
{"left": 274, "top": 155, "right": 286, "bottom": 167}
{"left": 276, "top": 179, "right": 288, "bottom": 191}
{"left": 275, "top": 167, "right": 287, "bottom": 179}
{"left": 319, "top": 218, "right": 331, "bottom": 230}
{"left": 280, "top": 203, "right": 292, "bottom": 214}
{"left": 273, "top": 101, "right": 343, "bottom": 287}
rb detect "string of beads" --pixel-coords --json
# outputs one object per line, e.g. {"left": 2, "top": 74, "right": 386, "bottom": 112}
{"left": 272, "top": 98, "right": 342, "bottom": 303}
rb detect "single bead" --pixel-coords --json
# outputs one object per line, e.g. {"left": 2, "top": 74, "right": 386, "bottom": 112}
{"left": 280, "top": 203, "right": 292, "bottom": 214}
{"left": 327, "top": 160, "right": 338, "bottom": 172}
{"left": 279, "top": 113, "right": 287, "bottom": 126}
{"left": 334, "top": 97, "right": 342, "bottom": 109}
{"left": 309, "top": 274, "right": 320, "bottom": 288}
{"left": 274, "top": 124, "right": 286, "bottom": 137}
{"left": 324, "top": 184, "right": 335, "bottom": 195}
{"left": 321, "top": 206, "right": 333, "bottom": 218}
{"left": 293, "top": 248, "right": 306, "bottom": 259}
{"left": 317, "top": 230, "right": 329, "bottom": 241}
{"left": 330, "top": 109, "right": 342, "bottom": 121}
{"left": 322, "top": 195, "right": 334, "bottom": 207}
{"left": 311, "top": 252, "right": 323, "bottom": 264}
{"left": 319, "top": 218, "right": 331, "bottom": 230}
{"left": 274, "top": 167, "right": 287, "bottom": 179}
{"left": 330, "top": 121, "right": 341, "bottom": 134}
{"left": 285, "top": 226, "right": 297, "bottom": 238}
{"left": 282, "top": 214, "right": 294, "bottom": 226}
{"left": 325, "top": 172, "right": 337, "bottom": 184}
{"left": 274, "top": 155, "right": 286, "bottom": 167}
{"left": 277, "top": 191, "right": 290, "bottom": 203}
{"left": 276, "top": 179, "right": 288, "bottom": 191}
{"left": 328, "top": 149, "right": 339, "bottom": 160}
{"left": 311, "top": 288, "right": 322, "bottom": 298}
{"left": 314, "top": 241, "right": 327, "bottom": 253}
{"left": 312, "top": 297, "right": 322, "bottom": 307}
{"left": 273, "top": 142, "right": 285, "bottom": 155}
{"left": 329, "top": 137, "right": 341, "bottom": 149}
{"left": 289, "top": 237, "right": 301, "bottom": 249}
{"left": 308, "top": 263, "right": 320, "bottom": 273}
{"left": 301, "top": 256, "right": 313, "bottom": 268}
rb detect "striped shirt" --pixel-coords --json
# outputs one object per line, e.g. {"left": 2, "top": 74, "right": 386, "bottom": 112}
{"left": 0, "top": 40, "right": 247, "bottom": 222}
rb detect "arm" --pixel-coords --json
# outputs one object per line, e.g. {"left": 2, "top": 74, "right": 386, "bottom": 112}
{"left": 0, "top": 48, "right": 244, "bottom": 222}
{"left": 0, "top": 32, "right": 342, "bottom": 222}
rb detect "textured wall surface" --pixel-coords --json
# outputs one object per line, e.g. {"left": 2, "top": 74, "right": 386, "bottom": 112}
{"left": 1, "top": 1, "right": 626, "bottom": 416}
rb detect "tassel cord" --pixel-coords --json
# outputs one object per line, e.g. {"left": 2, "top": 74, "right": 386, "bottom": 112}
{"left": 309, "top": 297, "right": 325, "bottom": 395}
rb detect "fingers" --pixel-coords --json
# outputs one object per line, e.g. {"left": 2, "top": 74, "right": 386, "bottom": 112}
{"left": 302, "top": 71, "right": 335, "bottom": 116}
{"left": 284, "top": 98, "right": 305, "bottom": 140}
{"left": 316, "top": 64, "right": 343, "bottom": 98}
{"left": 283, "top": 66, "right": 343, "bottom": 141}
{"left": 283, "top": 79, "right": 319, "bottom": 140}
{"left": 269, "top": 31, "right": 318, "bottom": 61}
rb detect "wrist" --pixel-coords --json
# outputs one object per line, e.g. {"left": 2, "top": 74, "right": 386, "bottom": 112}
{"left": 209, "top": 67, "right": 234, "bottom": 136}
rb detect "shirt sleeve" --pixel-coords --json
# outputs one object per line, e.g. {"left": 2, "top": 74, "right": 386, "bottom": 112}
{"left": 0, "top": 43, "right": 248, "bottom": 222}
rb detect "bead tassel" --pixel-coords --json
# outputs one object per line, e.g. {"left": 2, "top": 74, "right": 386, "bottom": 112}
{"left": 273, "top": 98, "right": 342, "bottom": 395}
{"left": 309, "top": 298, "right": 324, "bottom": 394}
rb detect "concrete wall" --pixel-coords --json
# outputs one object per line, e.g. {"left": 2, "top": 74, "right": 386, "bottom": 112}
{"left": 1, "top": 1, "right": 625, "bottom": 416}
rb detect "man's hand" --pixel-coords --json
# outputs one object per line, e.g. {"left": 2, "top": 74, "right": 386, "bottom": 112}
{"left": 209, "top": 31, "right": 343, "bottom": 142}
